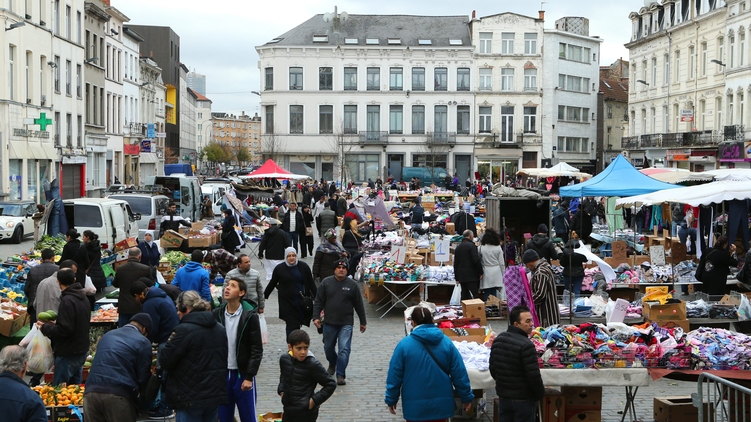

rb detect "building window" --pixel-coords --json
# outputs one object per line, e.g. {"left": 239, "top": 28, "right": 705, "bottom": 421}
{"left": 479, "top": 68, "right": 492, "bottom": 90}
{"left": 501, "top": 68, "right": 514, "bottom": 91}
{"left": 457, "top": 105, "right": 470, "bottom": 134}
{"left": 53, "top": 0, "right": 59, "bottom": 35}
{"left": 319, "top": 67, "right": 332, "bottom": 90}
{"left": 434, "top": 67, "right": 447, "bottom": 91}
{"left": 76, "top": 11, "right": 81, "bottom": 43}
{"left": 557, "top": 137, "right": 589, "bottom": 152}
{"left": 343, "top": 67, "right": 357, "bottom": 90}
{"left": 663, "top": 105, "right": 669, "bottom": 132}
{"left": 412, "top": 67, "right": 425, "bottom": 91}
{"left": 65, "top": 60, "right": 71, "bottom": 95}
{"left": 53, "top": 55, "right": 60, "bottom": 93}
{"left": 524, "top": 33, "right": 537, "bottom": 54}
{"left": 7, "top": 46, "right": 14, "bottom": 101}
{"left": 730, "top": 35, "right": 736, "bottom": 68}
{"left": 501, "top": 33, "right": 514, "bottom": 54}
{"left": 264, "top": 67, "right": 273, "bottom": 90}
{"left": 319, "top": 105, "right": 333, "bottom": 134}
{"left": 290, "top": 105, "right": 303, "bottom": 133}
{"left": 457, "top": 68, "right": 470, "bottom": 91}
{"left": 65, "top": 5, "right": 70, "bottom": 39}
{"left": 500, "top": 106, "right": 514, "bottom": 142}
{"left": 689, "top": 45, "right": 695, "bottom": 79}
{"left": 434, "top": 105, "right": 448, "bottom": 133}
{"left": 76, "top": 64, "right": 81, "bottom": 97}
{"left": 524, "top": 68, "right": 537, "bottom": 91}
{"left": 412, "top": 105, "right": 425, "bottom": 134}
{"left": 559, "top": 43, "right": 590, "bottom": 63}
{"left": 77, "top": 115, "right": 82, "bottom": 146}
{"left": 664, "top": 54, "right": 670, "bottom": 85}
{"left": 524, "top": 106, "right": 536, "bottom": 133}
{"left": 651, "top": 57, "right": 657, "bottom": 85}
{"left": 66, "top": 113, "right": 72, "bottom": 146}
{"left": 345, "top": 153, "right": 379, "bottom": 182}
{"left": 366, "top": 105, "right": 380, "bottom": 133}
{"left": 389, "top": 105, "right": 403, "bottom": 134}
{"left": 54, "top": 112, "right": 60, "bottom": 145}
{"left": 289, "top": 67, "right": 303, "bottom": 90}
{"left": 389, "top": 67, "right": 403, "bottom": 91}
{"left": 742, "top": 33, "right": 746, "bottom": 67}
{"left": 479, "top": 32, "right": 492, "bottom": 54}
{"left": 24, "top": 51, "right": 29, "bottom": 102}
{"left": 559, "top": 74, "right": 589, "bottom": 93}
{"left": 479, "top": 106, "right": 491, "bottom": 133}
{"left": 701, "top": 42, "right": 707, "bottom": 76}
{"left": 366, "top": 67, "right": 380, "bottom": 91}
{"left": 675, "top": 50, "right": 680, "bottom": 82}
{"left": 558, "top": 105, "right": 565, "bottom": 120}
{"left": 343, "top": 105, "right": 357, "bottom": 134}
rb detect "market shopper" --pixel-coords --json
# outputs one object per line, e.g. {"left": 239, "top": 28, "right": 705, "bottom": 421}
{"left": 0, "top": 345, "right": 48, "bottom": 422}
{"left": 454, "top": 230, "right": 483, "bottom": 300}
{"left": 523, "top": 249, "right": 560, "bottom": 328}
{"left": 58, "top": 228, "right": 90, "bottom": 297}
{"left": 409, "top": 199, "right": 424, "bottom": 238}
{"left": 312, "top": 259, "right": 367, "bottom": 386}
{"left": 204, "top": 248, "right": 239, "bottom": 281}
{"left": 213, "top": 278, "right": 264, "bottom": 422}
{"left": 265, "top": 247, "right": 317, "bottom": 341}
{"left": 489, "top": 305, "right": 545, "bottom": 422}
{"left": 226, "top": 254, "right": 264, "bottom": 312}
{"left": 558, "top": 237, "right": 588, "bottom": 298}
{"left": 525, "top": 224, "right": 557, "bottom": 263}
{"left": 221, "top": 208, "right": 241, "bottom": 252}
{"left": 112, "top": 247, "right": 153, "bottom": 327}
{"left": 478, "top": 228, "right": 505, "bottom": 301}
{"left": 160, "top": 291, "right": 228, "bottom": 422}
{"left": 37, "top": 268, "right": 90, "bottom": 386}
{"left": 552, "top": 201, "right": 571, "bottom": 243}
{"left": 282, "top": 202, "right": 305, "bottom": 254}
{"left": 278, "top": 329, "right": 337, "bottom": 422}
{"left": 259, "top": 218, "right": 292, "bottom": 282}
{"left": 385, "top": 306, "right": 474, "bottom": 421}
{"left": 83, "top": 230, "right": 106, "bottom": 293}
{"left": 315, "top": 203, "right": 337, "bottom": 239}
{"left": 698, "top": 235, "right": 738, "bottom": 295}
{"left": 34, "top": 260, "right": 77, "bottom": 320}
{"left": 336, "top": 194, "right": 347, "bottom": 217}
{"left": 160, "top": 202, "right": 191, "bottom": 236}
{"left": 312, "top": 229, "right": 348, "bottom": 282}
{"left": 83, "top": 313, "right": 152, "bottom": 422}
{"left": 172, "top": 250, "right": 212, "bottom": 302}
{"left": 301, "top": 204, "right": 315, "bottom": 258}
{"left": 25, "top": 248, "right": 58, "bottom": 324}
{"left": 130, "top": 280, "right": 180, "bottom": 345}
{"left": 138, "top": 230, "right": 161, "bottom": 274}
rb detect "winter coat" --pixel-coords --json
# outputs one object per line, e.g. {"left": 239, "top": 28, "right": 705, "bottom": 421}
{"left": 302, "top": 211, "right": 314, "bottom": 239}
{"left": 453, "top": 238, "right": 483, "bottom": 283}
{"left": 278, "top": 353, "right": 336, "bottom": 413}
{"left": 282, "top": 210, "right": 305, "bottom": 235}
{"left": 159, "top": 311, "right": 228, "bottom": 410}
{"left": 700, "top": 247, "right": 738, "bottom": 295}
{"left": 84, "top": 324, "right": 152, "bottom": 405}
{"left": 213, "top": 301, "right": 263, "bottom": 380}
{"left": 85, "top": 239, "right": 106, "bottom": 289}
{"left": 489, "top": 325, "right": 545, "bottom": 401}
{"left": 452, "top": 211, "right": 477, "bottom": 237}
{"left": 328, "top": 198, "right": 338, "bottom": 215}
{"left": 559, "top": 246, "right": 588, "bottom": 278}
{"left": 385, "top": 324, "right": 474, "bottom": 420}
{"left": 141, "top": 287, "right": 180, "bottom": 344}
{"left": 138, "top": 240, "right": 161, "bottom": 268}
{"left": 25, "top": 261, "right": 58, "bottom": 308}
{"left": 34, "top": 273, "right": 62, "bottom": 317}
{"left": 221, "top": 214, "right": 240, "bottom": 252}
{"left": 312, "top": 275, "right": 367, "bottom": 327}
{"left": 312, "top": 247, "right": 345, "bottom": 280}
{"left": 316, "top": 209, "right": 338, "bottom": 237}
{"left": 336, "top": 197, "right": 347, "bottom": 217}
{"left": 226, "top": 267, "right": 264, "bottom": 309}
{"left": 265, "top": 261, "right": 317, "bottom": 327}
{"left": 259, "top": 225, "right": 291, "bottom": 260}
{"left": 0, "top": 372, "right": 48, "bottom": 422}
{"left": 341, "top": 230, "right": 363, "bottom": 257}
{"left": 572, "top": 209, "right": 593, "bottom": 240}
{"left": 478, "top": 244, "right": 504, "bottom": 290}
{"left": 59, "top": 239, "right": 90, "bottom": 289}
{"left": 526, "top": 234, "right": 557, "bottom": 263}
{"left": 410, "top": 205, "right": 424, "bottom": 225}
{"left": 113, "top": 258, "right": 153, "bottom": 315}
{"left": 530, "top": 260, "right": 560, "bottom": 328}
{"left": 171, "top": 261, "right": 211, "bottom": 302}
{"left": 40, "top": 283, "right": 90, "bottom": 357}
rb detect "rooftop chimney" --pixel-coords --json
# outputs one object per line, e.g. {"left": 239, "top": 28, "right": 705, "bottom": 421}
{"left": 539, "top": 10, "right": 545, "bottom": 21}
{"left": 472, "top": 10, "right": 476, "bottom": 19}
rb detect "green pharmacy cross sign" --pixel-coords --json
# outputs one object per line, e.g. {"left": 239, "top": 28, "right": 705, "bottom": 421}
{"left": 34, "top": 113, "right": 52, "bottom": 131}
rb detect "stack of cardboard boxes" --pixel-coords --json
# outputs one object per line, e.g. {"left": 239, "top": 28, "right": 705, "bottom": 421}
{"left": 643, "top": 300, "right": 689, "bottom": 332}
{"left": 563, "top": 387, "right": 602, "bottom": 422}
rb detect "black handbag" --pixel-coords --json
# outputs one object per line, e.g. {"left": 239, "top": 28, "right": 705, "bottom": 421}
{"left": 300, "top": 291, "right": 314, "bottom": 320}
{"left": 143, "top": 367, "right": 163, "bottom": 402}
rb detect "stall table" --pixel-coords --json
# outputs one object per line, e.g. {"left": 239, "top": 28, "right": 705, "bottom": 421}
{"left": 375, "top": 280, "right": 449, "bottom": 318}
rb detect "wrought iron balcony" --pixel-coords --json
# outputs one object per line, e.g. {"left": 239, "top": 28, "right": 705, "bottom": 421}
{"left": 427, "top": 131, "right": 456, "bottom": 145}
{"left": 358, "top": 131, "right": 388, "bottom": 145}
{"left": 622, "top": 130, "right": 723, "bottom": 150}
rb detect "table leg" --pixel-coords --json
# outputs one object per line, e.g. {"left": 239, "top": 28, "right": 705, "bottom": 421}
{"left": 378, "top": 284, "right": 420, "bottom": 318}
{"left": 619, "top": 386, "right": 639, "bottom": 422}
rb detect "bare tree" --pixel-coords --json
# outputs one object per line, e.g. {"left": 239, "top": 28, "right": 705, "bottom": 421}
{"left": 324, "top": 120, "right": 357, "bottom": 185}
{"left": 261, "top": 126, "right": 286, "bottom": 163}
{"left": 415, "top": 136, "right": 450, "bottom": 184}
{"left": 165, "top": 146, "right": 180, "bottom": 164}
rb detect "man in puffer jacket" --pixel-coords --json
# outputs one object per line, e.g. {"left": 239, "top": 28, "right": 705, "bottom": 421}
{"left": 160, "top": 291, "right": 228, "bottom": 421}
{"left": 490, "top": 305, "right": 544, "bottom": 422}
{"left": 525, "top": 224, "right": 558, "bottom": 263}
{"left": 171, "top": 250, "right": 211, "bottom": 302}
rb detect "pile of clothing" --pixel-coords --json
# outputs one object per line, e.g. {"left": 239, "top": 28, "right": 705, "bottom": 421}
{"left": 423, "top": 266, "right": 455, "bottom": 282}
{"left": 364, "top": 231, "right": 405, "bottom": 248}
{"left": 687, "top": 328, "right": 751, "bottom": 369}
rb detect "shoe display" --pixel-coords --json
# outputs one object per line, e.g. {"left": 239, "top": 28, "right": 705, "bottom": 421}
{"left": 336, "top": 375, "right": 346, "bottom": 385}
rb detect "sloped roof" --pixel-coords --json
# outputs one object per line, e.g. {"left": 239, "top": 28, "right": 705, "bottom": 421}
{"left": 260, "top": 14, "right": 471, "bottom": 48}
{"left": 559, "top": 155, "right": 680, "bottom": 197}
{"left": 600, "top": 77, "right": 629, "bottom": 102}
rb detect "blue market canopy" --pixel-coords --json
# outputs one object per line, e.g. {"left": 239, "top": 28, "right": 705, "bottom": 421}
{"left": 559, "top": 155, "right": 683, "bottom": 198}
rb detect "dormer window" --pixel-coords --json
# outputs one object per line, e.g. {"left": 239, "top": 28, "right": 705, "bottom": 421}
{"left": 449, "top": 39, "right": 462, "bottom": 46}
{"left": 344, "top": 38, "right": 358, "bottom": 44}
{"left": 418, "top": 39, "right": 432, "bottom": 45}
{"left": 388, "top": 38, "right": 401, "bottom": 45}
{"left": 366, "top": 38, "right": 379, "bottom": 45}
{"left": 313, "top": 35, "right": 328, "bottom": 43}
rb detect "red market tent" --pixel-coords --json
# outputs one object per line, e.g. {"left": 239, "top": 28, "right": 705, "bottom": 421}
{"left": 242, "top": 159, "right": 309, "bottom": 180}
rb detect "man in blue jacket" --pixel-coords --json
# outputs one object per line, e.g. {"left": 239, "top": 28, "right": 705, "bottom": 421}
{"left": 131, "top": 280, "right": 180, "bottom": 345}
{"left": 172, "top": 250, "right": 211, "bottom": 301}
{"left": 0, "top": 345, "right": 48, "bottom": 422}
{"left": 83, "top": 313, "right": 153, "bottom": 422}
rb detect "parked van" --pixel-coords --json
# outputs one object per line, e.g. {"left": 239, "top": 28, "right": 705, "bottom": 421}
{"left": 109, "top": 193, "right": 170, "bottom": 240}
{"left": 144, "top": 175, "right": 201, "bottom": 222}
{"left": 401, "top": 167, "right": 449, "bottom": 187}
{"left": 201, "top": 178, "right": 233, "bottom": 217}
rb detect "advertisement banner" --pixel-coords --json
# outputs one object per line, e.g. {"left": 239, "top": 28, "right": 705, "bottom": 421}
{"left": 680, "top": 109, "right": 694, "bottom": 122}
{"left": 719, "top": 142, "right": 745, "bottom": 162}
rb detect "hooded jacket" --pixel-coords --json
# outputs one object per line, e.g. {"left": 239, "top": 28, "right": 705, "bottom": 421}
{"left": 141, "top": 287, "right": 180, "bottom": 344}
{"left": 171, "top": 261, "right": 211, "bottom": 302}
{"left": 259, "top": 225, "right": 291, "bottom": 260}
{"left": 213, "top": 301, "right": 263, "bottom": 380}
{"left": 385, "top": 324, "right": 474, "bottom": 420}
{"left": 526, "top": 234, "right": 558, "bottom": 263}
{"left": 559, "top": 245, "right": 588, "bottom": 278}
{"left": 40, "top": 283, "right": 90, "bottom": 357}
{"left": 278, "top": 353, "right": 336, "bottom": 413}
{"left": 490, "top": 325, "right": 545, "bottom": 401}
{"left": 159, "top": 311, "right": 228, "bottom": 410}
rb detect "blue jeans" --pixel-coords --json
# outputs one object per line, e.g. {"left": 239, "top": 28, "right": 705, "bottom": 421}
{"left": 218, "top": 370, "right": 256, "bottom": 422}
{"left": 322, "top": 324, "right": 353, "bottom": 378}
{"left": 52, "top": 353, "right": 87, "bottom": 386}
{"left": 289, "top": 232, "right": 299, "bottom": 253}
{"left": 481, "top": 287, "right": 498, "bottom": 302}
{"left": 563, "top": 275, "right": 584, "bottom": 297}
{"left": 497, "top": 398, "right": 538, "bottom": 422}
{"left": 176, "top": 406, "right": 220, "bottom": 422}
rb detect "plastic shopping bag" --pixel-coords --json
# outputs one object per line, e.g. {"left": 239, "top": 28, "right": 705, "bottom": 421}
{"left": 450, "top": 284, "right": 462, "bottom": 306}
{"left": 739, "top": 294, "right": 751, "bottom": 321}
{"left": 84, "top": 275, "right": 97, "bottom": 295}
{"left": 259, "top": 314, "right": 268, "bottom": 344}
{"left": 25, "top": 326, "right": 54, "bottom": 374}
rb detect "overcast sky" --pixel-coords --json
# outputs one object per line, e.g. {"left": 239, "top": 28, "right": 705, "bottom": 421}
{"left": 123, "top": 0, "right": 639, "bottom": 115}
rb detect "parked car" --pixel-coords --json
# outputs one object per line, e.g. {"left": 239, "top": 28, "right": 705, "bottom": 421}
{"left": 109, "top": 194, "right": 170, "bottom": 240}
{"left": 0, "top": 200, "right": 37, "bottom": 243}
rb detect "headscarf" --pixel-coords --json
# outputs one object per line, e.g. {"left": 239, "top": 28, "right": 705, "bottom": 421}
{"left": 318, "top": 229, "right": 344, "bottom": 254}
{"left": 284, "top": 247, "right": 298, "bottom": 267}
{"left": 144, "top": 230, "right": 154, "bottom": 247}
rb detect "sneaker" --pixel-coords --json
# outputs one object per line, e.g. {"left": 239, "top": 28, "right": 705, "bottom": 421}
{"left": 327, "top": 365, "right": 335, "bottom": 375}
{"left": 336, "top": 375, "right": 346, "bottom": 385}
{"left": 148, "top": 409, "right": 175, "bottom": 420}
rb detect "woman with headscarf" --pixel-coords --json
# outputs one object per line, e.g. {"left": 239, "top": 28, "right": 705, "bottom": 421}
{"left": 59, "top": 228, "right": 90, "bottom": 294}
{"left": 138, "top": 230, "right": 161, "bottom": 277}
{"left": 312, "top": 229, "right": 348, "bottom": 282}
{"left": 264, "top": 247, "right": 317, "bottom": 341}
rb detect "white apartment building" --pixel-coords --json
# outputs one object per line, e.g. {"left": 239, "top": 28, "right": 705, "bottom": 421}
{"left": 179, "top": 63, "right": 197, "bottom": 164}
{"left": 625, "top": 0, "right": 726, "bottom": 170}
{"left": 723, "top": 0, "right": 751, "bottom": 168}
{"left": 255, "top": 12, "right": 475, "bottom": 183}
{"left": 102, "top": 5, "right": 126, "bottom": 189}
{"left": 194, "top": 92, "right": 212, "bottom": 169}
{"left": 139, "top": 57, "right": 166, "bottom": 180}
{"left": 470, "top": 11, "right": 545, "bottom": 183}
{"left": 542, "top": 17, "right": 602, "bottom": 174}
{"left": 121, "top": 24, "right": 143, "bottom": 183}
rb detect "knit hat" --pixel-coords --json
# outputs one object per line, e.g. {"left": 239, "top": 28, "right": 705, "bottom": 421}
{"left": 537, "top": 224, "right": 548, "bottom": 234}
{"left": 335, "top": 259, "right": 349, "bottom": 268}
{"left": 324, "top": 228, "right": 337, "bottom": 239}
{"left": 522, "top": 249, "right": 540, "bottom": 264}
{"left": 129, "top": 313, "right": 153, "bottom": 335}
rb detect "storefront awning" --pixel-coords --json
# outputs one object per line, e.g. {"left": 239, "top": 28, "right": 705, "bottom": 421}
{"left": 9, "top": 141, "right": 57, "bottom": 161}
{"left": 139, "top": 153, "right": 159, "bottom": 164}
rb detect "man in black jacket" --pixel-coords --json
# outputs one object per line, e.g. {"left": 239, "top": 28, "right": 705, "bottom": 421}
{"left": 525, "top": 224, "right": 558, "bottom": 263}
{"left": 282, "top": 202, "right": 306, "bottom": 255}
{"left": 214, "top": 278, "right": 263, "bottom": 422}
{"left": 160, "top": 290, "right": 228, "bottom": 421}
{"left": 37, "top": 269, "right": 90, "bottom": 386}
{"left": 112, "top": 248, "right": 153, "bottom": 327}
{"left": 453, "top": 230, "right": 483, "bottom": 300}
{"left": 489, "top": 305, "right": 544, "bottom": 422}
{"left": 259, "top": 219, "right": 292, "bottom": 282}
{"left": 25, "top": 248, "right": 58, "bottom": 324}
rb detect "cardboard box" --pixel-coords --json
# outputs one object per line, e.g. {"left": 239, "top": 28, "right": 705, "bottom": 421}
{"left": 427, "top": 284, "right": 454, "bottom": 304}
{"left": 562, "top": 386, "right": 602, "bottom": 409}
{"left": 113, "top": 237, "right": 137, "bottom": 252}
{"left": 428, "top": 252, "right": 454, "bottom": 266}
{"left": 543, "top": 388, "right": 567, "bottom": 422}
{"left": 191, "top": 222, "right": 204, "bottom": 231}
{"left": 52, "top": 405, "right": 83, "bottom": 422}
{"left": 643, "top": 301, "right": 687, "bottom": 321}
{"left": 654, "top": 319, "right": 690, "bottom": 332}
{"left": 115, "top": 250, "right": 129, "bottom": 262}
{"left": 565, "top": 410, "right": 601, "bottom": 422}
{"left": 462, "top": 299, "right": 487, "bottom": 325}
{"left": 364, "top": 284, "right": 388, "bottom": 304}
{"left": 446, "top": 222, "right": 456, "bottom": 234}
{"left": 0, "top": 311, "right": 28, "bottom": 337}
{"left": 654, "top": 396, "right": 713, "bottom": 422}
{"left": 160, "top": 230, "right": 186, "bottom": 249}
{"left": 441, "top": 327, "right": 486, "bottom": 344}
{"left": 187, "top": 235, "right": 213, "bottom": 248}
{"left": 112, "top": 260, "right": 127, "bottom": 271}
{"left": 407, "top": 255, "right": 425, "bottom": 265}
{"left": 453, "top": 389, "right": 486, "bottom": 419}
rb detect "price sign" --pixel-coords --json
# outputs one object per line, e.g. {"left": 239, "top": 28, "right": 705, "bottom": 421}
{"left": 389, "top": 244, "right": 406, "bottom": 264}
{"left": 434, "top": 239, "right": 451, "bottom": 262}
{"left": 607, "top": 298, "right": 630, "bottom": 323}
{"left": 650, "top": 245, "right": 666, "bottom": 266}
{"left": 612, "top": 241, "right": 627, "bottom": 261}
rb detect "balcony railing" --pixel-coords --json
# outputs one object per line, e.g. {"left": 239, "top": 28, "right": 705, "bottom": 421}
{"left": 427, "top": 131, "right": 456, "bottom": 145}
{"left": 358, "top": 131, "right": 388, "bottom": 145}
{"left": 621, "top": 130, "right": 723, "bottom": 150}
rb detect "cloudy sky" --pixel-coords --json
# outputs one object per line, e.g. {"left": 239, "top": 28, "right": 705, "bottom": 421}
{"left": 123, "top": 0, "right": 639, "bottom": 115}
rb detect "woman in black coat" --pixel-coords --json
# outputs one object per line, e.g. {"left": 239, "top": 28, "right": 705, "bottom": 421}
{"left": 59, "top": 229, "right": 90, "bottom": 292}
{"left": 82, "top": 230, "right": 106, "bottom": 292}
{"left": 264, "top": 247, "right": 317, "bottom": 341}
{"left": 221, "top": 208, "right": 240, "bottom": 252}
{"left": 558, "top": 238, "right": 589, "bottom": 298}
{"left": 300, "top": 205, "right": 315, "bottom": 259}
{"left": 700, "top": 235, "right": 738, "bottom": 295}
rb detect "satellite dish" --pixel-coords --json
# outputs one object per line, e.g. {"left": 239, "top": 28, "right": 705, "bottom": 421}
{"left": 323, "top": 12, "right": 333, "bottom": 22}
{"left": 340, "top": 12, "right": 348, "bottom": 22}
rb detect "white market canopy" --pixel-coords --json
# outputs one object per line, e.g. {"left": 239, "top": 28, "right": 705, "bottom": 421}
{"left": 616, "top": 180, "right": 751, "bottom": 208}
{"left": 703, "top": 168, "right": 751, "bottom": 181}
{"left": 644, "top": 170, "right": 714, "bottom": 184}
{"left": 517, "top": 162, "right": 591, "bottom": 179}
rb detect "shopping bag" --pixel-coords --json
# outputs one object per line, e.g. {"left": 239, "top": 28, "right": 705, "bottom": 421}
{"left": 739, "top": 294, "right": 751, "bottom": 321}
{"left": 449, "top": 284, "right": 462, "bottom": 306}
{"left": 156, "top": 271, "right": 166, "bottom": 285}
{"left": 84, "top": 275, "right": 97, "bottom": 295}
{"left": 259, "top": 314, "right": 269, "bottom": 344}
{"left": 25, "top": 326, "right": 54, "bottom": 374}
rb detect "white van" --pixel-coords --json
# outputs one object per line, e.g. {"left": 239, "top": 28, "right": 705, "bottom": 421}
{"left": 201, "top": 178, "right": 233, "bottom": 217}
{"left": 144, "top": 175, "right": 201, "bottom": 222}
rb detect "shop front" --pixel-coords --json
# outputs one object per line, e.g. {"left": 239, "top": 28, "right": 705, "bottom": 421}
{"left": 60, "top": 149, "right": 87, "bottom": 199}
{"left": 476, "top": 151, "right": 521, "bottom": 185}
{"left": 7, "top": 136, "right": 56, "bottom": 203}
{"left": 717, "top": 141, "right": 749, "bottom": 169}
{"left": 123, "top": 144, "right": 140, "bottom": 186}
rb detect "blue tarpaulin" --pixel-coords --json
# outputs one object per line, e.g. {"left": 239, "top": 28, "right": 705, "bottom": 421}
{"left": 559, "top": 155, "right": 683, "bottom": 198}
